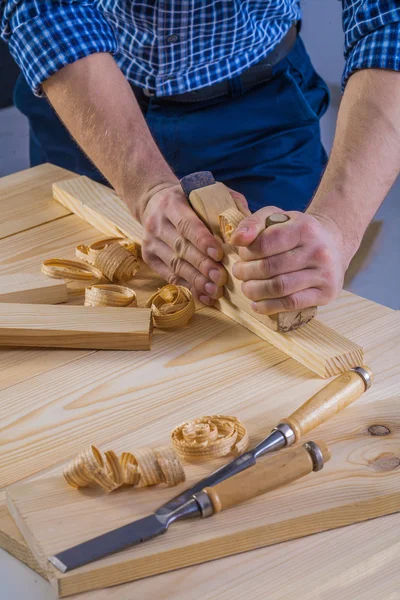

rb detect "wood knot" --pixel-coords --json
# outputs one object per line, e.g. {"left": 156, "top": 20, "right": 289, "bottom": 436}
{"left": 371, "top": 454, "right": 400, "bottom": 472}
{"left": 368, "top": 425, "right": 391, "bottom": 436}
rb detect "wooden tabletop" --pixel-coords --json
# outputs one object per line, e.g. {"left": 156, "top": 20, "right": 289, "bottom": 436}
{"left": 1, "top": 164, "right": 400, "bottom": 600}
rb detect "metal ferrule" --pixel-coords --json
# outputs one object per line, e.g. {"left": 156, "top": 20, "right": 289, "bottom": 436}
{"left": 351, "top": 367, "right": 372, "bottom": 391}
{"left": 303, "top": 441, "right": 325, "bottom": 472}
{"left": 192, "top": 490, "right": 214, "bottom": 518}
{"left": 273, "top": 422, "right": 296, "bottom": 447}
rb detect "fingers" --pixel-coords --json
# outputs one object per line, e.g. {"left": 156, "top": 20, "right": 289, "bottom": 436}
{"left": 241, "top": 269, "right": 325, "bottom": 302}
{"left": 143, "top": 238, "right": 223, "bottom": 299}
{"left": 231, "top": 206, "right": 287, "bottom": 247}
{"left": 159, "top": 221, "right": 227, "bottom": 286}
{"left": 251, "top": 288, "right": 325, "bottom": 315}
{"left": 233, "top": 247, "right": 315, "bottom": 281}
{"left": 168, "top": 199, "right": 224, "bottom": 261}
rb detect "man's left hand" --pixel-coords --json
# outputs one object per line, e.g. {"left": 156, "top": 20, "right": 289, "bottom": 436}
{"left": 231, "top": 207, "right": 349, "bottom": 315}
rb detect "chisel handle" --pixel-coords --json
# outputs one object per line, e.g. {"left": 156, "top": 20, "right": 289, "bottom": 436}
{"left": 280, "top": 366, "right": 373, "bottom": 443}
{"left": 204, "top": 441, "right": 330, "bottom": 513}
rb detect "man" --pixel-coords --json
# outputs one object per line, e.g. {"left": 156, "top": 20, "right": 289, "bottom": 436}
{"left": 1, "top": 2, "right": 400, "bottom": 314}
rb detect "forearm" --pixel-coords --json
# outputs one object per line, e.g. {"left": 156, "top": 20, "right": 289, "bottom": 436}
{"left": 308, "top": 69, "right": 400, "bottom": 265}
{"left": 42, "top": 52, "right": 178, "bottom": 220}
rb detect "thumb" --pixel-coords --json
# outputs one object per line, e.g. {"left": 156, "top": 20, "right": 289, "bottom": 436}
{"left": 231, "top": 206, "right": 286, "bottom": 247}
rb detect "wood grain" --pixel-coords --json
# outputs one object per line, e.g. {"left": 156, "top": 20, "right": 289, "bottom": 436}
{"left": 0, "top": 492, "right": 46, "bottom": 578}
{"left": 52, "top": 176, "right": 363, "bottom": 378}
{"left": 0, "top": 303, "right": 152, "bottom": 350}
{"left": 0, "top": 163, "right": 75, "bottom": 239}
{"left": 204, "top": 442, "right": 330, "bottom": 513}
{"left": 53, "top": 177, "right": 143, "bottom": 242}
{"left": 7, "top": 387, "right": 400, "bottom": 597}
{"left": 0, "top": 272, "right": 68, "bottom": 304}
{"left": 218, "top": 297, "right": 363, "bottom": 378}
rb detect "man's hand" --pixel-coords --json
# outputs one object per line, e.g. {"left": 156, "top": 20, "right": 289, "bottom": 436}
{"left": 231, "top": 206, "right": 348, "bottom": 315}
{"left": 141, "top": 184, "right": 228, "bottom": 305}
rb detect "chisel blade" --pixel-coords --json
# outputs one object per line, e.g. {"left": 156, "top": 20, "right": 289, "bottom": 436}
{"left": 49, "top": 514, "right": 166, "bottom": 573}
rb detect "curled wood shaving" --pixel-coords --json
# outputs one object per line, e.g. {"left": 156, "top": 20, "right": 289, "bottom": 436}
{"left": 94, "top": 242, "right": 140, "bottom": 282}
{"left": 41, "top": 259, "right": 102, "bottom": 282}
{"left": 64, "top": 445, "right": 185, "bottom": 493}
{"left": 76, "top": 238, "right": 140, "bottom": 266}
{"left": 84, "top": 284, "right": 137, "bottom": 307}
{"left": 145, "top": 285, "right": 195, "bottom": 330}
{"left": 219, "top": 207, "right": 245, "bottom": 244}
{"left": 171, "top": 415, "right": 249, "bottom": 461}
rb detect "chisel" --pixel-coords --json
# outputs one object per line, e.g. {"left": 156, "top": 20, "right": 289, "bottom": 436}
{"left": 50, "top": 441, "right": 330, "bottom": 572}
{"left": 50, "top": 367, "right": 370, "bottom": 572}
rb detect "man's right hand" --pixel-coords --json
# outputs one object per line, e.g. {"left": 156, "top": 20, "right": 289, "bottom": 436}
{"left": 140, "top": 184, "right": 228, "bottom": 305}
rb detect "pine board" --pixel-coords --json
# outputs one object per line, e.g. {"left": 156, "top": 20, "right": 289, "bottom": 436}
{"left": 0, "top": 272, "right": 68, "bottom": 304}
{"left": 70, "top": 511, "right": 400, "bottom": 600}
{"left": 53, "top": 176, "right": 143, "bottom": 242}
{"left": 1, "top": 164, "right": 399, "bottom": 598}
{"left": 52, "top": 177, "right": 364, "bottom": 378}
{"left": 6, "top": 310, "right": 400, "bottom": 596}
{"left": 0, "top": 303, "right": 152, "bottom": 350}
{"left": 0, "top": 164, "right": 75, "bottom": 239}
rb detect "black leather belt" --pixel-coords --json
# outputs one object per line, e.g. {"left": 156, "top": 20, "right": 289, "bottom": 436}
{"left": 147, "top": 23, "right": 297, "bottom": 104}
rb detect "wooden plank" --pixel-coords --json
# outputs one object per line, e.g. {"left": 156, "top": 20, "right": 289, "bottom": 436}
{"left": 52, "top": 177, "right": 364, "bottom": 378}
{"left": 0, "top": 290, "right": 390, "bottom": 580}
{"left": 0, "top": 304, "right": 152, "bottom": 350}
{"left": 53, "top": 177, "right": 143, "bottom": 242}
{"left": 218, "top": 297, "right": 363, "bottom": 378}
{"left": 0, "top": 164, "right": 75, "bottom": 239}
{"left": 66, "top": 511, "right": 400, "bottom": 600}
{"left": 0, "top": 492, "right": 47, "bottom": 578}
{"left": 3, "top": 310, "right": 400, "bottom": 595}
{"left": 0, "top": 273, "right": 68, "bottom": 304}
{"left": 7, "top": 363, "right": 400, "bottom": 597}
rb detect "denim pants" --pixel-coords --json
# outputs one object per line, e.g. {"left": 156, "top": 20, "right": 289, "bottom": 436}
{"left": 13, "top": 36, "right": 330, "bottom": 213}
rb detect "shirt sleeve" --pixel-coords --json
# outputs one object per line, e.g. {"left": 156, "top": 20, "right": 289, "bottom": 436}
{"left": 342, "top": 1, "right": 400, "bottom": 89}
{"left": 1, "top": 0, "right": 118, "bottom": 96}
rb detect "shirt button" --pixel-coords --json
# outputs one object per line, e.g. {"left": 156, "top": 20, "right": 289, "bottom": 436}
{"left": 166, "top": 34, "right": 180, "bottom": 43}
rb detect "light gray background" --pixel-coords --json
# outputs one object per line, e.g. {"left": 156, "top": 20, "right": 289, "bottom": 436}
{"left": 0, "top": 1, "right": 399, "bottom": 598}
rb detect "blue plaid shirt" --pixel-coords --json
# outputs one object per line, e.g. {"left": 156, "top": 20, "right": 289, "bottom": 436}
{"left": 1, "top": 0, "right": 400, "bottom": 97}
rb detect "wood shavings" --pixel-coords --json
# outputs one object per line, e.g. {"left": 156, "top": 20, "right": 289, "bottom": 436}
{"left": 84, "top": 284, "right": 137, "bottom": 307}
{"left": 219, "top": 207, "right": 245, "bottom": 244}
{"left": 171, "top": 415, "right": 249, "bottom": 461}
{"left": 76, "top": 238, "right": 140, "bottom": 266}
{"left": 94, "top": 242, "right": 140, "bottom": 282}
{"left": 41, "top": 259, "right": 102, "bottom": 282}
{"left": 145, "top": 285, "right": 195, "bottom": 330}
{"left": 64, "top": 445, "right": 185, "bottom": 493}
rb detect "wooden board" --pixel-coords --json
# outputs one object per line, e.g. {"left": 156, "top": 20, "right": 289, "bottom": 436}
{"left": 7, "top": 343, "right": 400, "bottom": 596}
{"left": 0, "top": 272, "right": 68, "bottom": 304}
{"left": 53, "top": 177, "right": 143, "bottom": 242}
{"left": 0, "top": 492, "right": 47, "bottom": 578}
{"left": 0, "top": 163, "right": 75, "bottom": 239}
{"left": 218, "top": 297, "right": 363, "bottom": 378}
{"left": 66, "top": 511, "right": 400, "bottom": 600}
{"left": 0, "top": 303, "right": 152, "bottom": 350}
{"left": 52, "top": 177, "right": 364, "bottom": 378}
{"left": 0, "top": 290, "right": 392, "bottom": 584}
{"left": 1, "top": 164, "right": 400, "bottom": 599}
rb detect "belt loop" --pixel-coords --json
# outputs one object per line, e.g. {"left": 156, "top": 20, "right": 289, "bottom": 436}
{"left": 228, "top": 75, "right": 243, "bottom": 98}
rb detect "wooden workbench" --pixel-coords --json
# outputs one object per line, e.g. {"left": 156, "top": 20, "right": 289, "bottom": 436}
{"left": 1, "top": 164, "right": 400, "bottom": 599}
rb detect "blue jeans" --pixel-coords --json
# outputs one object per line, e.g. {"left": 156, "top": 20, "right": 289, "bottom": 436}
{"left": 14, "top": 36, "right": 329, "bottom": 212}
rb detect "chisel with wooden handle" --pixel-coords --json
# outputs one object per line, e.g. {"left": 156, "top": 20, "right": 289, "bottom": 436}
{"left": 50, "top": 368, "right": 370, "bottom": 572}
{"left": 50, "top": 441, "right": 330, "bottom": 572}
